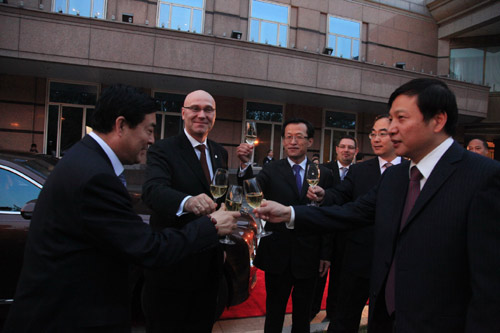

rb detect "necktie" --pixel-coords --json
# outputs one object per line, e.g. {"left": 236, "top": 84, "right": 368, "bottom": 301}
{"left": 382, "top": 162, "right": 393, "bottom": 174}
{"left": 118, "top": 173, "right": 127, "bottom": 188}
{"left": 340, "top": 166, "right": 348, "bottom": 181}
{"left": 292, "top": 164, "right": 302, "bottom": 193}
{"left": 385, "top": 166, "right": 423, "bottom": 315}
{"left": 196, "top": 144, "right": 211, "bottom": 184}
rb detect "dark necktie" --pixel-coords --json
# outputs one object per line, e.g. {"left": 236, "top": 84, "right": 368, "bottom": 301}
{"left": 118, "top": 172, "right": 127, "bottom": 188}
{"left": 382, "top": 162, "right": 393, "bottom": 174}
{"left": 196, "top": 144, "right": 211, "bottom": 184}
{"left": 385, "top": 166, "right": 423, "bottom": 315}
{"left": 292, "top": 164, "right": 302, "bottom": 193}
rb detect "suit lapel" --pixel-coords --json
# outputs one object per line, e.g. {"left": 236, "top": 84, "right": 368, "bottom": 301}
{"left": 401, "top": 142, "right": 462, "bottom": 233}
{"left": 389, "top": 161, "right": 411, "bottom": 238}
{"left": 178, "top": 133, "right": 210, "bottom": 191}
{"left": 281, "top": 159, "right": 302, "bottom": 198}
{"left": 207, "top": 140, "right": 224, "bottom": 172}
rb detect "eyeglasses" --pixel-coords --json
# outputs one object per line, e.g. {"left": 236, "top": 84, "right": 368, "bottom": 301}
{"left": 337, "top": 144, "right": 356, "bottom": 150}
{"left": 183, "top": 106, "right": 215, "bottom": 113}
{"left": 284, "top": 135, "right": 309, "bottom": 142}
{"left": 369, "top": 131, "right": 389, "bottom": 140}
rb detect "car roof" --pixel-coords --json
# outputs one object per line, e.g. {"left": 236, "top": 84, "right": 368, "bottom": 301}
{"left": 0, "top": 151, "right": 59, "bottom": 184}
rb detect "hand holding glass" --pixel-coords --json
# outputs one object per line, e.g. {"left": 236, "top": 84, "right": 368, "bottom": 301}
{"left": 210, "top": 168, "right": 228, "bottom": 202}
{"left": 245, "top": 121, "right": 257, "bottom": 165}
{"left": 221, "top": 185, "right": 243, "bottom": 244}
{"left": 306, "top": 163, "right": 320, "bottom": 206}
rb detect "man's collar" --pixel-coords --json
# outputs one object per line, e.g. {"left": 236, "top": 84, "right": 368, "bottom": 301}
{"left": 337, "top": 160, "right": 351, "bottom": 169}
{"left": 378, "top": 156, "right": 402, "bottom": 169}
{"left": 88, "top": 131, "right": 124, "bottom": 176}
{"left": 287, "top": 157, "right": 307, "bottom": 169}
{"left": 184, "top": 128, "right": 208, "bottom": 148}
{"left": 410, "top": 136, "right": 453, "bottom": 180}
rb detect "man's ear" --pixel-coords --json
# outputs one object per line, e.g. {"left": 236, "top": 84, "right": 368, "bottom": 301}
{"left": 115, "top": 116, "right": 127, "bottom": 136}
{"left": 433, "top": 111, "right": 448, "bottom": 133}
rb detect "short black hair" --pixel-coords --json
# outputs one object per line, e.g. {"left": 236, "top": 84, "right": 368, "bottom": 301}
{"left": 388, "top": 78, "right": 458, "bottom": 136}
{"left": 282, "top": 118, "right": 314, "bottom": 138}
{"left": 337, "top": 135, "right": 357, "bottom": 148}
{"left": 467, "top": 137, "right": 488, "bottom": 150}
{"left": 92, "top": 84, "right": 157, "bottom": 134}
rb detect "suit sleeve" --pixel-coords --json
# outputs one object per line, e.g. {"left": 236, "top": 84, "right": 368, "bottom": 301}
{"left": 80, "top": 173, "right": 218, "bottom": 268}
{"left": 318, "top": 165, "right": 335, "bottom": 259}
{"left": 323, "top": 165, "right": 357, "bottom": 206}
{"left": 465, "top": 166, "right": 500, "bottom": 331}
{"left": 142, "top": 143, "right": 190, "bottom": 218}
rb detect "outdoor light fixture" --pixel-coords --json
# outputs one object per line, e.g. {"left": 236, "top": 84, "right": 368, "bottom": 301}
{"left": 395, "top": 62, "right": 406, "bottom": 69}
{"left": 323, "top": 47, "right": 333, "bottom": 55}
{"left": 231, "top": 31, "right": 242, "bottom": 39}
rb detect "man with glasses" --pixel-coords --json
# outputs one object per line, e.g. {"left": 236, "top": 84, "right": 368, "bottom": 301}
{"left": 141, "top": 90, "right": 228, "bottom": 332}
{"left": 237, "top": 118, "right": 334, "bottom": 332}
{"left": 309, "top": 114, "right": 401, "bottom": 332}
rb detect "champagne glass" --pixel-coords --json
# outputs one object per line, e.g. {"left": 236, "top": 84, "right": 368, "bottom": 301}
{"left": 245, "top": 121, "right": 257, "bottom": 165}
{"left": 243, "top": 177, "right": 271, "bottom": 238}
{"left": 210, "top": 168, "right": 228, "bottom": 202}
{"left": 306, "top": 163, "right": 320, "bottom": 206}
{"left": 220, "top": 185, "right": 243, "bottom": 245}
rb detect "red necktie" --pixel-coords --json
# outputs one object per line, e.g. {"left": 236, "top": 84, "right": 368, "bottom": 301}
{"left": 196, "top": 144, "right": 211, "bottom": 184}
{"left": 385, "top": 166, "right": 423, "bottom": 315}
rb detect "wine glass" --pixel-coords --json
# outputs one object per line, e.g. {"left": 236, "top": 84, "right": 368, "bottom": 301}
{"left": 210, "top": 168, "right": 228, "bottom": 202}
{"left": 245, "top": 121, "right": 257, "bottom": 165}
{"left": 220, "top": 185, "right": 243, "bottom": 245}
{"left": 243, "top": 177, "right": 271, "bottom": 238}
{"left": 306, "top": 163, "right": 321, "bottom": 206}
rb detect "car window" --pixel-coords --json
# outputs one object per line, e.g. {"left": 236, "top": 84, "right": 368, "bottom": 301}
{"left": 0, "top": 168, "right": 41, "bottom": 212}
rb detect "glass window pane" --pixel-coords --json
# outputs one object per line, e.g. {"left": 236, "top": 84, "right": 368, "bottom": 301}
{"left": 154, "top": 92, "right": 185, "bottom": 113}
{"left": 323, "top": 129, "right": 332, "bottom": 162}
{"left": 192, "top": 9, "right": 202, "bottom": 33}
{"left": 255, "top": 123, "right": 272, "bottom": 165}
{"left": 450, "top": 48, "right": 484, "bottom": 85}
{"left": 0, "top": 169, "right": 41, "bottom": 212}
{"left": 163, "top": 115, "right": 182, "bottom": 139}
{"left": 92, "top": 0, "right": 105, "bottom": 18}
{"left": 352, "top": 40, "right": 359, "bottom": 60}
{"left": 54, "top": 0, "right": 66, "bottom": 13}
{"left": 278, "top": 25, "right": 287, "bottom": 47}
{"left": 327, "top": 35, "right": 336, "bottom": 54}
{"left": 337, "top": 37, "right": 351, "bottom": 58}
{"left": 159, "top": 3, "right": 170, "bottom": 28}
{"left": 47, "top": 105, "right": 58, "bottom": 156}
{"left": 68, "top": 0, "right": 91, "bottom": 17}
{"left": 251, "top": 0, "right": 288, "bottom": 24}
{"left": 246, "top": 102, "right": 283, "bottom": 122}
{"left": 49, "top": 82, "right": 97, "bottom": 105}
{"left": 169, "top": 0, "right": 203, "bottom": 7}
{"left": 261, "top": 21, "right": 278, "bottom": 45}
{"left": 329, "top": 17, "right": 360, "bottom": 38}
{"left": 155, "top": 114, "right": 163, "bottom": 140}
{"left": 171, "top": 5, "right": 191, "bottom": 31}
{"left": 60, "top": 107, "right": 83, "bottom": 156}
{"left": 325, "top": 111, "right": 356, "bottom": 129}
{"left": 250, "top": 19, "right": 259, "bottom": 42}
{"left": 485, "top": 46, "right": 500, "bottom": 92}
{"left": 85, "top": 108, "right": 94, "bottom": 134}
{"left": 272, "top": 124, "right": 282, "bottom": 159}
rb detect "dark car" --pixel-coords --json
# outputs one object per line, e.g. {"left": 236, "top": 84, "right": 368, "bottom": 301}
{"left": 0, "top": 151, "right": 257, "bottom": 328}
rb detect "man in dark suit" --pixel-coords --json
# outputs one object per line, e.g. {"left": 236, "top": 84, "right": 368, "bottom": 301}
{"left": 312, "top": 135, "right": 357, "bottom": 320}
{"left": 3, "top": 85, "right": 238, "bottom": 333}
{"left": 466, "top": 137, "right": 489, "bottom": 157}
{"left": 237, "top": 118, "right": 334, "bottom": 332}
{"left": 263, "top": 149, "right": 275, "bottom": 165}
{"left": 141, "top": 90, "right": 228, "bottom": 332}
{"left": 310, "top": 114, "right": 401, "bottom": 332}
{"left": 255, "top": 78, "right": 500, "bottom": 332}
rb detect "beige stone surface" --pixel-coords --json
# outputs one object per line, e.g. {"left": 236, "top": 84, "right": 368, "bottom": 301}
{"left": 329, "top": 0, "right": 363, "bottom": 21}
{"left": 268, "top": 54, "right": 317, "bottom": 87}
{"left": 153, "top": 36, "right": 214, "bottom": 73}
{"left": 0, "top": 14, "right": 20, "bottom": 51}
{"left": 292, "top": 0, "right": 328, "bottom": 13}
{"left": 215, "top": 0, "right": 241, "bottom": 16}
{"left": 360, "top": 70, "right": 404, "bottom": 99}
{"left": 317, "top": 62, "right": 361, "bottom": 93}
{"left": 213, "top": 45, "right": 268, "bottom": 80}
{"left": 297, "top": 7, "right": 320, "bottom": 31}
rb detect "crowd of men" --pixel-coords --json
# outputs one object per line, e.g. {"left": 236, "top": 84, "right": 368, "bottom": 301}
{"left": 4, "top": 78, "right": 499, "bottom": 333}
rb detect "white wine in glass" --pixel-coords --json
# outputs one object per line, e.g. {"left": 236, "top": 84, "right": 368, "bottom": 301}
{"left": 245, "top": 121, "right": 257, "bottom": 145}
{"left": 243, "top": 178, "right": 271, "bottom": 238}
{"left": 221, "top": 185, "right": 243, "bottom": 245}
{"left": 306, "top": 163, "right": 320, "bottom": 206}
{"left": 211, "top": 168, "right": 228, "bottom": 201}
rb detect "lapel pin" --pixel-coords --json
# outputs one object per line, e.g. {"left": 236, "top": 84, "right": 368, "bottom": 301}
{"left": 215, "top": 155, "right": 218, "bottom": 159}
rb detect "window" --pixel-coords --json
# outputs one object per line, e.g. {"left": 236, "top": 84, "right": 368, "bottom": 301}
{"left": 245, "top": 101, "right": 283, "bottom": 164}
{"left": 450, "top": 47, "right": 500, "bottom": 92}
{"left": 46, "top": 81, "right": 98, "bottom": 157}
{"left": 249, "top": 0, "right": 289, "bottom": 47}
{"left": 322, "top": 111, "right": 356, "bottom": 163}
{"left": 53, "top": 0, "right": 106, "bottom": 19}
{"left": 0, "top": 168, "right": 41, "bottom": 212}
{"left": 327, "top": 16, "right": 360, "bottom": 60}
{"left": 153, "top": 92, "right": 185, "bottom": 140}
{"left": 157, "top": 0, "right": 204, "bottom": 33}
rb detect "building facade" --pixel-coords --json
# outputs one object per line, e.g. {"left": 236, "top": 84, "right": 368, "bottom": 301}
{"left": 1, "top": 0, "right": 499, "bottom": 166}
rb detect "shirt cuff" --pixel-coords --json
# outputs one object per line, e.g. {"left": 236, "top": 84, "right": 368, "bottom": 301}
{"left": 286, "top": 206, "right": 295, "bottom": 229}
{"left": 238, "top": 164, "right": 250, "bottom": 177}
{"left": 176, "top": 195, "right": 192, "bottom": 217}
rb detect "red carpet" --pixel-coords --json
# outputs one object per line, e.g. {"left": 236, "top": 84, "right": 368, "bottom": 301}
{"left": 220, "top": 269, "right": 328, "bottom": 319}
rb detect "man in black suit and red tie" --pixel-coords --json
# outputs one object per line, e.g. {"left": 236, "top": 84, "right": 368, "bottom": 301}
{"left": 254, "top": 78, "right": 500, "bottom": 333}
{"left": 237, "top": 118, "right": 334, "bottom": 333}
{"left": 309, "top": 114, "right": 401, "bottom": 332}
{"left": 3, "top": 85, "right": 238, "bottom": 333}
{"left": 141, "top": 90, "right": 229, "bottom": 332}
